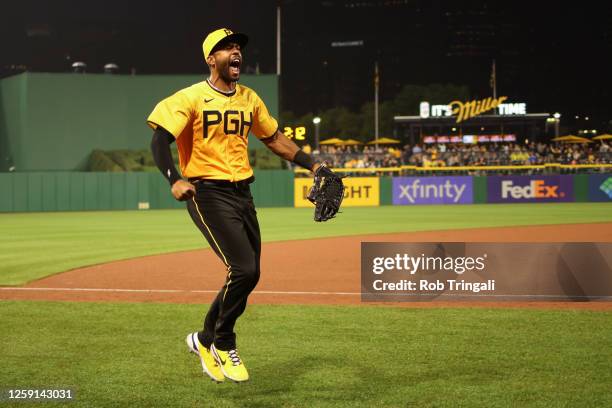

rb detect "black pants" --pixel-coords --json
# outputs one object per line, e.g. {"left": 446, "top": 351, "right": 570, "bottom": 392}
{"left": 186, "top": 180, "right": 261, "bottom": 351}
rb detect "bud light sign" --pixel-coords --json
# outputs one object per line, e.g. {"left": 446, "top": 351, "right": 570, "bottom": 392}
{"left": 488, "top": 175, "right": 573, "bottom": 203}
{"left": 393, "top": 177, "right": 473, "bottom": 205}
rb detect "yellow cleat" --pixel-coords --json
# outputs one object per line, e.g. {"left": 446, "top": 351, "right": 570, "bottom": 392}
{"left": 186, "top": 333, "right": 225, "bottom": 383}
{"left": 210, "top": 344, "right": 249, "bottom": 382}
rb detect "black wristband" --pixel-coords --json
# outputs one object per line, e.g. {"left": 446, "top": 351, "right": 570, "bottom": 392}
{"left": 293, "top": 150, "right": 315, "bottom": 171}
{"left": 167, "top": 171, "right": 182, "bottom": 186}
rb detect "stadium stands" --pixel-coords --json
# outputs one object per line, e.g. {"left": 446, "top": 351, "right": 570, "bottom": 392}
{"left": 308, "top": 141, "right": 611, "bottom": 173}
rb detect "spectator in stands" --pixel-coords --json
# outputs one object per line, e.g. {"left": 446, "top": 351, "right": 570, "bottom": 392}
{"left": 303, "top": 139, "right": 610, "bottom": 171}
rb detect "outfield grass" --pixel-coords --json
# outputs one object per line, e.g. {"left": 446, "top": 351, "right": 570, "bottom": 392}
{"left": 1, "top": 301, "right": 611, "bottom": 407}
{"left": 0, "top": 203, "right": 610, "bottom": 285}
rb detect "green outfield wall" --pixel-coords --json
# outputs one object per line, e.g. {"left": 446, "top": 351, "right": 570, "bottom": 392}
{"left": 0, "top": 172, "right": 609, "bottom": 213}
{"left": 0, "top": 73, "right": 279, "bottom": 172}
{"left": 473, "top": 176, "right": 488, "bottom": 204}
{"left": 0, "top": 170, "right": 293, "bottom": 212}
{"left": 573, "top": 174, "right": 589, "bottom": 202}
{"left": 380, "top": 176, "right": 393, "bottom": 205}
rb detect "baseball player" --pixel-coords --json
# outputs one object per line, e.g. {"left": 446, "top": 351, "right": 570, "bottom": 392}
{"left": 147, "top": 28, "right": 328, "bottom": 383}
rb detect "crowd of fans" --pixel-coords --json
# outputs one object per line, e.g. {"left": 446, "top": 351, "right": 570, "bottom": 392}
{"left": 307, "top": 141, "right": 611, "bottom": 169}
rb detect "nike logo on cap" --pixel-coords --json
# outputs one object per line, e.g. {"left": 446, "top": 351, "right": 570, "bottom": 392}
{"left": 205, "top": 98, "right": 214, "bottom": 103}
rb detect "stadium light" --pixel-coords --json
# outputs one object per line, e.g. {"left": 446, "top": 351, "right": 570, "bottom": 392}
{"left": 313, "top": 117, "right": 321, "bottom": 150}
{"left": 554, "top": 113, "right": 560, "bottom": 138}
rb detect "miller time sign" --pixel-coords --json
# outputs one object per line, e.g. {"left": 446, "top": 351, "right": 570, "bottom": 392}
{"left": 420, "top": 97, "right": 527, "bottom": 123}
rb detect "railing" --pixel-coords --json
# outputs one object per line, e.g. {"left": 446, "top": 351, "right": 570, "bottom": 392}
{"left": 294, "top": 163, "right": 612, "bottom": 177}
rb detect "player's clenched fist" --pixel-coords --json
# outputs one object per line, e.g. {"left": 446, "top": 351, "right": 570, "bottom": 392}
{"left": 171, "top": 179, "right": 196, "bottom": 201}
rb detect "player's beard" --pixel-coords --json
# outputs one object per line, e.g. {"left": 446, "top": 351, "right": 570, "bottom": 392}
{"left": 218, "top": 60, "right": 239, "bottom": 83}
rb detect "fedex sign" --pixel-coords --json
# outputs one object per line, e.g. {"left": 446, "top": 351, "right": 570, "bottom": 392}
{"left": 489, "top": 176, "right": 573, "bottom": 203}
{"left": 501, "top": 180, "right": 565, "bottom": 199}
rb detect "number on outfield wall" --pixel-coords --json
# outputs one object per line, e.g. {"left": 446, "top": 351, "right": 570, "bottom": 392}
{"left": 283, "top": 126, "right": 306, "bottom": 141}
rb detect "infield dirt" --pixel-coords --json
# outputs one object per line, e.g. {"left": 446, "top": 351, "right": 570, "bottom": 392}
{"left": 1, "top": 222, "right": 611, "bottom": 309}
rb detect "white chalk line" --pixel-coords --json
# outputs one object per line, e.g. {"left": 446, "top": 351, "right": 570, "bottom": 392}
{"left": 0, "top": 287, "right": 361, "bottom": 296}
{"left": 0, "top": 287, "right": 611, "bottom": 300}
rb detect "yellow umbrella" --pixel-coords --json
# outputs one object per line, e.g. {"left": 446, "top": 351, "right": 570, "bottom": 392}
{"left": 366, "top": 137, "right": 401, "bottom": 145}
{"left": 341, "top": 139, "right": 363, "bottom": 146}
{"left": 319, "top": 138, "right": 345, "bottom": 145}
{"left": 551, "top": 135, "right": 592, "bottom": 143}
{"left": 593, "top": 134, "right": 612, "bottom": 141}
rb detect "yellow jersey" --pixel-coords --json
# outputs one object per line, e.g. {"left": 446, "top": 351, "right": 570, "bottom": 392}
{"left": 147, "top": 80, "right": 278, "bottom": 181}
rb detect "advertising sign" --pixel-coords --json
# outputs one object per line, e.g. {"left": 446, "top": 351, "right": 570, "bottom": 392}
{"left": 393, "top": 177, "right": 473, "bottom": 205}
{"left": 294, "top": 177, "right": 379, "bottom": 207}
{"left": 488, "top": 175, "right": 574, "bottom": 203}
{"left": 588, "top": 174, "right": 612, "bottom": 202}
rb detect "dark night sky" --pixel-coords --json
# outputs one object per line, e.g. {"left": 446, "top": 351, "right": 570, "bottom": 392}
{"left": 1, "top": 0, "right": 610, "bottom": 129}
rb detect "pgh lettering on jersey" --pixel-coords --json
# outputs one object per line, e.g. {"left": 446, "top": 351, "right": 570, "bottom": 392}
{"left": 147, "top": 81, "right": 278, "bottom": 181}
{"left": 202, "top": 110, "right": 253, "bottom": 138}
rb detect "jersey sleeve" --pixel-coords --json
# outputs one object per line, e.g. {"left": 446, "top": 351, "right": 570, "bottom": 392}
{"left": 146, "top": 91, "right": 193, "bottom": 138}
{"left": 250, "top": 94, "right": 279, "bottom": 140}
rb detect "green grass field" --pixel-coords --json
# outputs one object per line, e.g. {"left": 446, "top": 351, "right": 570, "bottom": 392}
{"left": 1, "top": 301, "right": 611, "bottom": 407}
{"left": 1, "top": 203, "right": 611, "bottom": 406}
{"left": 0, "top": 203, "right": 611, "bottom": 285}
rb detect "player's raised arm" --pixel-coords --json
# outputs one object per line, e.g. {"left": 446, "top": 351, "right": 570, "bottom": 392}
{"left": 260, "top": 130, "right": 320, "bottom": 173}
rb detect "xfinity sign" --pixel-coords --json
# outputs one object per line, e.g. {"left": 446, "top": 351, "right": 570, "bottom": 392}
{"left": 393, "top": 177, "right": 473, "bottom": 205}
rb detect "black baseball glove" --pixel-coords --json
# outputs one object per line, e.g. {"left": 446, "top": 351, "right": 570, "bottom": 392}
{"left": 307, "top": 165, "right": 345, "bottom": 222}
